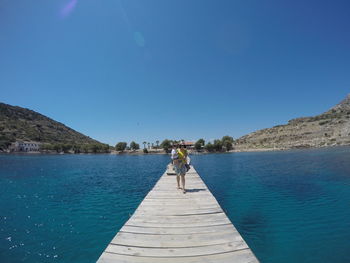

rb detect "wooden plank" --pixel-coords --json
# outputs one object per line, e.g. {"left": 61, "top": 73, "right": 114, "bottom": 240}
{"left": 136, "top": 200, "right": 218, "bottom": 206}
{"left": 124, "top": 220, "right": 231, "bottom": 228}
{"left": 97, "top": 166, "right": 259, "bottom": 263}
{"left": 110, "top": 231, "right": 245, "bottom": 248}
{"left": 128, "top": 212, "right": 229, "bottom": 224}
{"left": 136, "top": 204, "right": 221, "bottom": 210}
{"left": 104, "top": 241, "right": 248, "bottom": 257}
{"left": 99, "top": 249, "right": 258, "bottom": 263}
{"left": 119, "top": 224, "right": 236, "bottom": 235}
{"left": 134, "top": 208, "right": 223, "bottom": 216}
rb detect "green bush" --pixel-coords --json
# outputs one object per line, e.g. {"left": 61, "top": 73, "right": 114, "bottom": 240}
{"left": 0, "top": 140, "right": 11, "bottom": 150}
{"left": 160, "top": 139, "right": 172, "bottom": 153}
{"left": 204, "top": 142, "right": 215, "bottom": 152}
{"left": 319, "top": 120, "right": 329, "bottom": 125}
{"left": 194, "top": 138, "right": 205, "bottom": 151}
{"left": 115, "top": 142, "right": 127, "bottom": 152}
{"left": 221, "top": 135, "right": 234, "bottom": 151}
{"left": 223, "top": 140, "right": 233, "bottom": 151}
{"left": 130, "top": 141, "right": 140, "bottom": 150}
{"left": 213, "top": 139, "right": 223, "bottom": 151}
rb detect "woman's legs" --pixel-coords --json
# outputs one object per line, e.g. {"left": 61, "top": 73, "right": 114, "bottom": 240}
{"left": 181, "top": 174, "right": 185, "bottom": 193}
{"left": 176, "top": 175, "right": 181, "bottom": 189}
{"left": 174, "top": 161, "right": 186, "bottom": 192}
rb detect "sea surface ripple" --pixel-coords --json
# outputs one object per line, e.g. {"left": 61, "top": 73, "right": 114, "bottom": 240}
{"left": 191, "top": 147, "right": 350, "bottom": 263}
{"left": 0, "top": 154, "right": 169, "bottom": 262}
{"left": 1, "top": 147, "right": 350, "bottom": 263}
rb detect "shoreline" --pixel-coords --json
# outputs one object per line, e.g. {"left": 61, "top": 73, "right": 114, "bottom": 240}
{"left": 1, "top": 144, "right": 349, "bottom": 156}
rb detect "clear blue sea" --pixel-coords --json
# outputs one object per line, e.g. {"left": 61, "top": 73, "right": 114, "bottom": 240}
{"left": 1, "top": 147, "right": 350, "bottom": 263}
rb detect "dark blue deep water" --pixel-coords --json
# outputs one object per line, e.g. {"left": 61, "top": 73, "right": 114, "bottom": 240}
{"left": 1, "top": 147, "right": 350, "bottom": 263}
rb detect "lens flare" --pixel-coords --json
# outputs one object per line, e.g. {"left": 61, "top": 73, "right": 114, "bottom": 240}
{"left": 61, "top": 0, "right": 77, "bottom": 18}
{"left": 133, "top": 31, "right": 145, "bottom": 47}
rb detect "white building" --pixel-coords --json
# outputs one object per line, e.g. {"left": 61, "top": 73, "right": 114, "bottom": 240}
{"left": 12, "top": 141, "right": 40, "bottom": 152}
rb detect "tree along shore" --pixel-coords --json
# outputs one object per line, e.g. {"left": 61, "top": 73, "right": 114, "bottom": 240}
{"left": 113, "top": 136, "right": 234, "bottom": 154}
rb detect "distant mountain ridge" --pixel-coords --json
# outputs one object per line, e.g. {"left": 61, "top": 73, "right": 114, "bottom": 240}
{"left": 235, "top": 94, "right": 350, "bottom": 150}
{"left": 0, "top": 102, "right": 106, "bottom": 151}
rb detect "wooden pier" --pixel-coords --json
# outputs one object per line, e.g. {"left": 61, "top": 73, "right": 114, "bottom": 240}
{"left": 97, "top": 166, "right": 259, "bottom": 263}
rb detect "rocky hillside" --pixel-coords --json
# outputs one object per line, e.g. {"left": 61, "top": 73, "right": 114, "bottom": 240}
{"left": 235, "top": 94, "right": 350, "bottom": 150}
{"left": 0, "top": 102, "right": 105, "bottom": 150}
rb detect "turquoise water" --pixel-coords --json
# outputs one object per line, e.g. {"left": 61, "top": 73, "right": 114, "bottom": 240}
{"left": 191, "top": 147, "right": 350, "bottom": 263}
{"left": 1, "top": 147, "right": 350, "bottom": 262}
{"left": 0, "top": 154, "right": 169, "bottom": 262}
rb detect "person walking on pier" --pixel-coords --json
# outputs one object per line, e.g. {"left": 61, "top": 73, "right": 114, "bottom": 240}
{"left": 174, "top": 144, "right": 188, "bottom": 193}
{"left": 171, "top": 144, "right": 178, "bottom": 165}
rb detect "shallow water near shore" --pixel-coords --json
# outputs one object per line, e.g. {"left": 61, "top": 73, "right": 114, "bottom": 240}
{"left": 1, "top": 147, "right": 350, "bottom": 263}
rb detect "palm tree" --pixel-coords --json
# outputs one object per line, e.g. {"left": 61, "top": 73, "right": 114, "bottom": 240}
{"left": 147, "top": 142, "right": 150, "bottom": 149}
{"left": 143, "top": 141, "right": 146, "bottom": 149}
{"left": 156, "top": 140, "right": 159, "bottom": 149}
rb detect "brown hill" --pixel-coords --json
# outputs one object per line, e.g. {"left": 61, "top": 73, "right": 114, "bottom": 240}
{"left": 235, "top": 94, "right": 350, "bottom": 150}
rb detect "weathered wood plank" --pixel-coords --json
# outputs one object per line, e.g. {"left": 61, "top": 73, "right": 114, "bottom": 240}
{"left": 98, "top": 249, "right": 258, "bottom": 263}
{"left": 124, "top": 220, "right": 231, "bottom": 228}
{"left": 119, "top": 224, "right": 236, "bottom": 235}
{"left": 136, "top": 204, "right": 221, "bottom": 210}
{"left": 134, "top": 208, "right": 223, "bottom": 216}
{"left": 97, "top": 166, "right": 259, "bottom": 263}
{"left": 104, "top": 241, "right": 248, "bottom": 257}
{"left": 110, "top": 231, "right": 245, "bottom": 247}
{"left": 129, "top": 212, "right": 227, "bottom": 222}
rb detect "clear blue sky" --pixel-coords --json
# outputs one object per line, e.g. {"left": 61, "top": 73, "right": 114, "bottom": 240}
{"left": 1, "top": 0, "right": 349, "bottom": 145}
